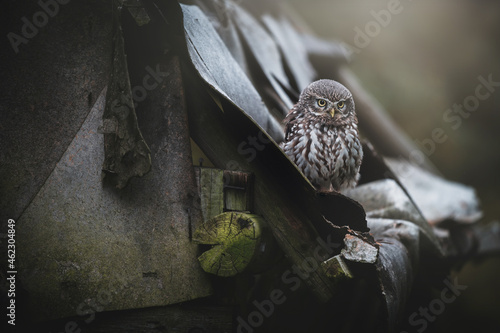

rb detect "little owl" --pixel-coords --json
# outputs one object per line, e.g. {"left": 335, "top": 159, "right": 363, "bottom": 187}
{"left": 280, "top": 79, "right": 363, "bottom": 192}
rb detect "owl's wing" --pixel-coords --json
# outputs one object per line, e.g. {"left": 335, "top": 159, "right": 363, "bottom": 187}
{"left": 283, "top": 109, "right": 300, "bottom": 141}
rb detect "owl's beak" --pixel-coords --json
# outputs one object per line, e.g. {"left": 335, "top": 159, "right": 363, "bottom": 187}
{"left": 328, "top": 109, "right": 335, "bottom": 117}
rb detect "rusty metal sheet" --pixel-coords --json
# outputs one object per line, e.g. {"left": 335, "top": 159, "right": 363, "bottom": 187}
{"left": 0, "top": 0, "right": 114, "bottom": 222}
{"left": 231, "top": 1, "right": 295, "bottom": 111}
{"left": 385, "top": 158, "right": 482, "bottom": 225}
{"left": 261, "top": 14, "right": 317, "bottom": 92}
{"left": 368, "top": 218, "right": 418, "bottom": 332}
{"left": 16, "top": 56, "right": 212, "bottom": 321}
{"left": 180, "top": 3, "right": 284, "bottom": 142}
{"left": 343, "top": 178, "right": 444, "bottom": 256}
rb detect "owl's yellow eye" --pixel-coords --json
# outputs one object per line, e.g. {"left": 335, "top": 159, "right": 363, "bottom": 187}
{"left": 317, "top": 99, "right": 327, "bottom": 107}
{"left": 337, "top": 101, "right": 345, "bottom": 109}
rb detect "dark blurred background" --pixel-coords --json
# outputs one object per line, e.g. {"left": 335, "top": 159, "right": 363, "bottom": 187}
{"left": 288, "top": 0, "right": 500, "bottom": 331}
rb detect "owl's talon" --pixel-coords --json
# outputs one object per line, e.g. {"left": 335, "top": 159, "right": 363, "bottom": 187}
{"left": 317, "top": 189, "right": 333, "bottom": 196}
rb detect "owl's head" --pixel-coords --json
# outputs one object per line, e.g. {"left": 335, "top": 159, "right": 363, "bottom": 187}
{"left": 298, "top": 79, "right": 357, "bottom": 126}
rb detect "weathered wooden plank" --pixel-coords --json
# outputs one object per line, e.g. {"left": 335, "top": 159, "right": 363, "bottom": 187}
{"left": 197, "top": 168, "right": 225, "bottom": 221}
{"left": 195, "top": 168, "right": 254, "bottom": 220}
{"left": 223, "top": 170, "right": 254, "bottom": 212}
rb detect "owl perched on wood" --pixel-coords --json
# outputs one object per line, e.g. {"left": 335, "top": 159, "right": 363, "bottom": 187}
{"left": 280, "top": 79, "right": 363, "bottom": 192}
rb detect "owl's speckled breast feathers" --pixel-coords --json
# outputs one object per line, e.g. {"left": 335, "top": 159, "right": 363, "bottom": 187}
{"left": 280, "top": 79, "right": 363, "bottom": 191}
